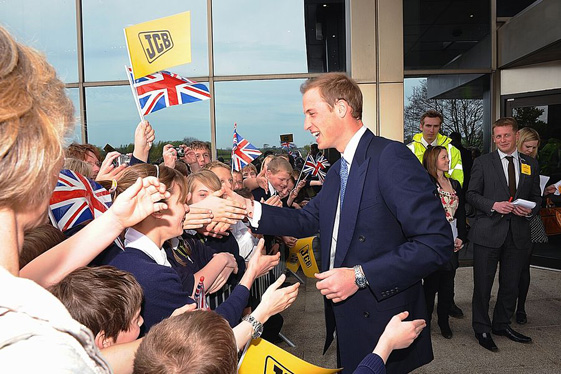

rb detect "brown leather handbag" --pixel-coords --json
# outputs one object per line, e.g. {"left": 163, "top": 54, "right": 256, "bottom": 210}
{"left": 540, "top": 198, "right": 561, "bottom": 236}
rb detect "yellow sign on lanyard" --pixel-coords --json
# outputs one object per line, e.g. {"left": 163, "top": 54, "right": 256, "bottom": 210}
{"left": 521, "top": 163, "right": 531, "bottom": 175}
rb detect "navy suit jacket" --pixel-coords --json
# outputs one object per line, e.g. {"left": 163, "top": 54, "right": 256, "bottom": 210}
{"left": 256, "top": 129, "right": 452, "bottom": 374}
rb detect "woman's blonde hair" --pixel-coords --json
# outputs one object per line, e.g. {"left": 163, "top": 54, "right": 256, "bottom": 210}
{"left": 0, "top": 26, "right": 74, "bottom": 210}
{"left": 517, "top": 127, "right": 541, "bottom": 158}
{"left": 64, "top": 158, "right": 94, "bottom": 179}
{"left": 113, "top": 164, "right": 188, "bottom": 203}
{"left": 186, "top": 170, "right": 222, "bottom": 204}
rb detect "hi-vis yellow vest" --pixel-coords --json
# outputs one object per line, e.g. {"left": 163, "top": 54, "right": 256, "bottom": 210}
{"left": 407, "top": 133, "right": 464, "bottom": 186}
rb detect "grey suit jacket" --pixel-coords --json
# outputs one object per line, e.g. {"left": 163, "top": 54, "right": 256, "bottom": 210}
{"left": 466, "top": 151, "right": 541, "bottom": 249}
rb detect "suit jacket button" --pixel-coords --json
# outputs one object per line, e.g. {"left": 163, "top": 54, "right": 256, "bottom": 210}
{"left": 364, "top": 312, "right": 370, "bottom": 318}
{"left": 358, "top": 235, "right": 365, "bottom": 242}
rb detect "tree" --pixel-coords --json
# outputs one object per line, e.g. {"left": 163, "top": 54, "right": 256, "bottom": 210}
{"left": 404, "top": 80, "right": 483, "bottom": 149}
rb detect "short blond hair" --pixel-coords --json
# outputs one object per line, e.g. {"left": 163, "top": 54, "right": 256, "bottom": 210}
{"left": 267, "top": 156, "right": 293, "bottom": 175}
{"left": 0, "top": 26, "right": 74, "bottom": 210}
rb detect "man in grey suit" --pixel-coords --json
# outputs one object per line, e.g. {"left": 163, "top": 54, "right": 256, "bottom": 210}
{"left": 466, "top": 117, "right": 541, "bottom": 351}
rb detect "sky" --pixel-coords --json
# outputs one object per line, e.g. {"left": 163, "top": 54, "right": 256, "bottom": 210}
{"left": 0, "top": 0, "right": 421, "bottom": 150}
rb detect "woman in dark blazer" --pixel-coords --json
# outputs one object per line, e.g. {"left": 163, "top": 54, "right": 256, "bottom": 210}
{"left": 422, "top": 146, "right": 467, "bottom": 339}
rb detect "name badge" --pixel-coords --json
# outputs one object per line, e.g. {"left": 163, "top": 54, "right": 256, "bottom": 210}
{"left": 521, "top": 163, "right": 531, "bottom": 175}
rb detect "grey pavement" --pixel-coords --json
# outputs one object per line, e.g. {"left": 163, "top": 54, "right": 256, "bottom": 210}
{"left": 278, "top": 266, "right": 561, "bottom": 373}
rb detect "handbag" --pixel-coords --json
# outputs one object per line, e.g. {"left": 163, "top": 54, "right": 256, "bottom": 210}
{"left": 539, "top": 198, "right": 561, "bottom": 236}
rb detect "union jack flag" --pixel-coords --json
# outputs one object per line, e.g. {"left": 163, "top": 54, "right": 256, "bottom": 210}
{"left": 302, "top": 153, "right": 330, "bottom": 183}
{"left": 232, "top": 123, "right": 262, "bottom": 172}
{"left": 127, "top": 67, "right": 210, "bottom": 116}
{"left": 49, "top": 169, "right": 112, "bottom": 232}
{"left": 281, "top": 141, "right": 294, "bottom": 150}
{"left": 194, "top": 276, "right": 209, "bottom": 310}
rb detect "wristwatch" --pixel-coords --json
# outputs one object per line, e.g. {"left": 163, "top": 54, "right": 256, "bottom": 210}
{"left": 354, "top": 265, "right": 368, "bottom": 289}
{"left": 242, "top": 314, "right": 264, "bottom": 339}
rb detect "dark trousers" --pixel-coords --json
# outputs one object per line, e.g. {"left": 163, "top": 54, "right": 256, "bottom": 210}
{"left": 423, "top": 269, "right": 454, "bottom": 325}
{"left": 516, "top": 244, "right": 534, "bottom": 314}
{"left": 472, "top": 229, "right": 528, "bottom": 333}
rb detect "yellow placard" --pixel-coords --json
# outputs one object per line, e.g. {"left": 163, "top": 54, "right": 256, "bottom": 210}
{"left": 286, "top": 245, "right": 300, "bottom": 273}
{"left": 521, "top": 163, "right": 531, "bottom": 175}
{"left": 125, "top": 11, "right": 191, "bottom": 79}
{"left": 293, "top": 237, "right": 319, "bottom": 278}
{"left": 239, "top": 338, "right": 341, "bottom": 374}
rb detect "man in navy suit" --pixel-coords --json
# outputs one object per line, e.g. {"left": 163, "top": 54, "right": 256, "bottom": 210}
{"left": 246, "top": 73, "right": 452, "bottom": 374}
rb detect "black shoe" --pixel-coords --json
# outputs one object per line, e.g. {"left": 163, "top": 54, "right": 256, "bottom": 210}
{"left": 492, "top": 326, "right": 532, "bottom": 343}
{"left": 475, "top": 332, "right": 498, "bottom": 352}
{"left": 449, "top": 303, "right": 464, "bottom": 318}
{"left": 439, "top": 322, "right": 453, "bottom": 339}
{"left": 516, "top": 312, "right": 527, "bottom": 325}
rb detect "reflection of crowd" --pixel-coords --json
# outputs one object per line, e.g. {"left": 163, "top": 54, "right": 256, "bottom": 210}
{"left": 3, "top": 25, "right": 561, "bottom": 374}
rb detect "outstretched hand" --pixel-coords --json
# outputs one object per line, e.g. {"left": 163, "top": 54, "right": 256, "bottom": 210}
{"left": 252, "top": 274, "right": 300, "bottom": 323}
{"left": 373, "top": 311, "right": 426, "bottom": 363}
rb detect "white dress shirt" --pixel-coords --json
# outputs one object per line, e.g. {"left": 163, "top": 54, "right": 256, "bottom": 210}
{"left": 497, "top": 149, "right": 520, "bottom": 188}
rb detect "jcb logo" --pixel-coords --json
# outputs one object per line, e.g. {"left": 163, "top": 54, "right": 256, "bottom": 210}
{"left": 264, "top": 356, "right": 293, "bottom": 374}
{"left": 139, "top": 30, "right": 174, "bottom": 63}
{"left": 299, "top": 245, "right": 312, "bottom": 268}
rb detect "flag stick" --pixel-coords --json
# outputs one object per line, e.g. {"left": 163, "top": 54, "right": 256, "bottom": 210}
{"left": 294, "top": 152, "right": 309, "bottom": 188}
{"left": 124, "top": 65, "right": 145, "bottom": 122}
{"left": 123, "top": 28, "right": 145, "bottom": 122}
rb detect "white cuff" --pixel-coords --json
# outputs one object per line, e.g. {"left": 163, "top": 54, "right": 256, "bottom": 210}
{"left": 248, "top": 201, "right": 262, "bottom": 228}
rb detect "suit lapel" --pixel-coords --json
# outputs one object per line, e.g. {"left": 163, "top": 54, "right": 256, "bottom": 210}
{"left": 320, "top": 160, "right": 341, "bottom": 271}
{"left": 334, "top": 158, "right": 369, "bottom": 267}
{"left": 332, "top": 130, "right": 374, "bottom": 268}
{"left": 492, "top": 151, "right": 510, "bottom": 196}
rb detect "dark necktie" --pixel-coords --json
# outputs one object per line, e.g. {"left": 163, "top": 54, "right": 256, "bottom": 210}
{"left": 506, "top": 155, "right": 516, "bottom": 198}
{"left": 340, "top": 158, "right": 349, "bottom": 209}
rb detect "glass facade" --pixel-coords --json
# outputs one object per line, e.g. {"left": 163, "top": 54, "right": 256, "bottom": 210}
{"left": 0, "top": 0, "right": 346, "bottom": 154}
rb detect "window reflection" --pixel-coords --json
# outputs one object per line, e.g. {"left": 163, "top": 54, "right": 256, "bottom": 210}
{"left": 214, "top": 79, "right": 309, "bottom": 156}
{"left": 85, "top": 86, "right": 211, "bottom": 155}
{"left": 66, "top": 88, "right": 82, "bottom": 144}
{"left": 0, "top": 0, "right": 78, "bottom": 82}
{"left": 404, "top": 0, "right": 491, "bottom": 70}
{"left": 82, "top": 0, "right": 208, "bottom": 81}
{"left": 213, "top": 0, "right": 345, "bottom": 75}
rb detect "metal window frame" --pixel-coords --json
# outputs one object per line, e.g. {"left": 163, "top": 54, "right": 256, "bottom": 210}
{"left": 71, "top": 0, "right": 322, "bottom": 155}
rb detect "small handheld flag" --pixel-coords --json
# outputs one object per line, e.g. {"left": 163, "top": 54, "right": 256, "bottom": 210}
{"left": 49, "top": 169, "right": 112, "bottom": 232}
{"left": 124, "top": 11, "right": 192, "bottom": 80}
{"left": 302, "top": 153, "right": 330, "bottom": 183}
{"left": 194, "top": 276, "right": 209, "bottom": 310}
{"left": 127, "top": 67, "right": 210, "bottom": 116}
{"left": 232, "top": 123, "right": 262, "bottom": 172}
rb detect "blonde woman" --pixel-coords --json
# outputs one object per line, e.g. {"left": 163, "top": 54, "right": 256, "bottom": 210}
{"left": 515, "top": 127, "right": 546, "bottom": 324}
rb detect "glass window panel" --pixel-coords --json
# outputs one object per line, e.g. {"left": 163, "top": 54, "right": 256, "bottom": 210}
{"left": 85, "top": 86, "right": 211, "bottom": 156}
{"left": 213, "top": 0, "right": 345, "bottom": 75}
{"left": 0, "top": 0, "right": 78, "bottom": 82}
{"left": 404, "top": 0, "right": 491, "bottom": 70}
{"left": 215, "top": 79, "right": 310, "bottom": 161}
{"left": 82, "top": 1, "right": 208, "bottom": 82}
{"left": 404, "top": 77, "right": 485, "bottom": 149}
{"left": 66, "top": 88, "right": 82, "bottom": 144}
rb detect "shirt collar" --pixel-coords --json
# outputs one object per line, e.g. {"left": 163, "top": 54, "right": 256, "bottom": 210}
{"left": 125, "top": 228, "right": 171, "bottom": 267}
{"left": 497, "top": 149, "right": 519, "bottom": 161}
{"left": 421, "top": 136, "right": 438, "bottom": 148}
{"left": 268, "top": 180, "right": 277, "bottom": 195}
{"left": 341, "top": 125, "right": 367, "bottom": 166}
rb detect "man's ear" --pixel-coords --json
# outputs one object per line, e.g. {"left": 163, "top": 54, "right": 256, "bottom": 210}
{"left": 336, "top": 100, "right": 348, "bottom": 118}
{"left": 95, "top": 331, "right": 115, "bottom": 350}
